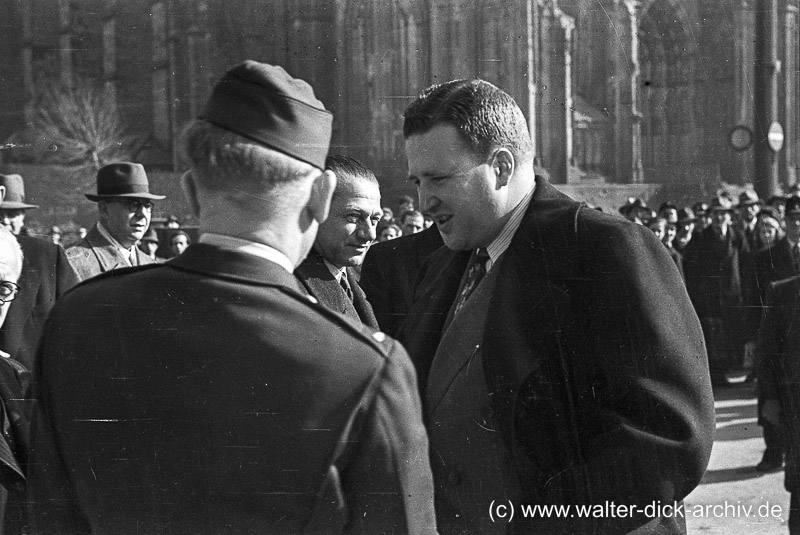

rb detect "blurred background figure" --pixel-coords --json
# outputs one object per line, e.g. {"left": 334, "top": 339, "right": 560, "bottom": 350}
{"left": 423, "top": 213, "right": 434, "bottom": 229}
{"left": 139, "top": 228, "right": 163, "bottom": 262}
{"left": 693, "top": 202, "right": 712, "bottom": 234}
{"left": 47, "top": 227, "right": 61, "bottom": 246}
{"left": 165, "top": 215, "right": 181, "bottom": 229}
{"left": 381, "top": 207, "right": 394, "bottom": 223}
{"left": 767, "top": 195, "right": 787, "bottom": 222}
{"left": 77, "top": 228, "right": 87, "bottom": 240}
{"left": 170, "top": 230, "right": 190, "bottom": 257}
{"left": 400, "top": 209, "right": 424, "bottom": 236}
{"left": 379, "top": 223, "right": 402, "bottom": 242}
{"left": 397, "top": 194, "right": 414, "bottom": 215}
{"left": 674, "top": 207, "right": 697, "bottom": 254}
{"left": 658, "top": 201, "right": 679, "bottom": 225}
{"left": 0, "top": 174, "right": 38, "bottom": 237}
{"left": 738, "top": 190, "right": 762, "bottom": 251}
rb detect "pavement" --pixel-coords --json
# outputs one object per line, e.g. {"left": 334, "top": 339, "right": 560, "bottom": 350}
{"left": 685, "top": 379, "right": 790, "bottom": 534}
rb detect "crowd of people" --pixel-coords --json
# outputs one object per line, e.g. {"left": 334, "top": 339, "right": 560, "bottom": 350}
{"left": 0, "top": 58, "right": 793, "bottom": 534}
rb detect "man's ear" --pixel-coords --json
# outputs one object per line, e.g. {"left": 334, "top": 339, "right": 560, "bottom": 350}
{"left": 308, "top": 170, "right": 336, "bottom": 225}
{"left": 181, "top": 170, "right": 201, "bottom": 218}
{"left": 492, "top": 148, "right": 515, "bottom": 188}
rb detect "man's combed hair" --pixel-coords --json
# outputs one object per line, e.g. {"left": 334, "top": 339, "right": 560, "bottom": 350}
{"left": 325, "top": 155, "right": 379, "bottom": 198}
{"left": 180, "top": 120, "right": 318, "bottom": 192}
{"left": 403, "top": 79, "right": 533, "bottom": 163}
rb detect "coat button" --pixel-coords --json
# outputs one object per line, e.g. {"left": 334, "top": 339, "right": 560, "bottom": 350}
{"left": 447, "top": 468, "right": 461, "bottom": 486}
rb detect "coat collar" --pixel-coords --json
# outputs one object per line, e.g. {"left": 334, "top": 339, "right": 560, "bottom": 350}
{"left": 84, "top": 223, "right": 136, "bottom": 272}
{"left": 167, "top": 243, "right": 305, "bottom": 295}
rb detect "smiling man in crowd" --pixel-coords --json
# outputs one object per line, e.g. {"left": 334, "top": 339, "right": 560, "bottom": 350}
{"left": 295, "top": 154, "right": 382, "bottom": 328}
{"left": 66, "top": 162, "right": 165, "bottom": 281}
{"left": 397, "top": 78, "right": 714, "bottom": 534}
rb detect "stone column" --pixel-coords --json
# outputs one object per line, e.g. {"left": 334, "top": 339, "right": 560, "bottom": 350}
{"left": 537, "top": 2, "right": 574, "bottom": 185}
{"left": 608, "top": 0, "right": 643, "bottom": 183}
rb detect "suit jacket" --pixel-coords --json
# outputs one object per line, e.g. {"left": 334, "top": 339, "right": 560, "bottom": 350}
{"left": 294, "top": 248, "right": 378, "bottom": 329}
{"left": 757, "top": 275, "right": 800, "bottom": 492}
{"left": 0, "top": 236, "right": 78, "bottom": 371}
{"left": 27, "top": 244, "right": 436, "bottom": 534}
{"left": 398, "top": 177, "right": 714, "bottom": 534}
{"left": 359, "top": 227, "right": 444, "bottom": 336}
{"left": 65, "top": 223, "right": 156, "bottom": 282}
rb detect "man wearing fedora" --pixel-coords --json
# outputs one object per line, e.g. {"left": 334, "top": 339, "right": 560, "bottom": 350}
{"left": 0, "top": 173, "right": 78, "bottom": 371}
{"left": 66, "top": 162, "right": 165, "bottom": 281}
{"left": 28, "top": 61, "right": 435, "bottom": 533}
{"left": 684, "top": 195, "right": 749, "bottom": 386}
{"left": 738, "top": 189, "right": 762, "bottom": 251}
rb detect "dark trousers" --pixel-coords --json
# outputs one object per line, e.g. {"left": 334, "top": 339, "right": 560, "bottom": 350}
{"left": 791, "top": 492, "right": 800, "bottom": 534}
{"left": 700, "top": 316, "right": 736, "bottom": 382}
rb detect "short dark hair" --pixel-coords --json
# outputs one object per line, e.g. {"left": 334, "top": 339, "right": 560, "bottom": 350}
{"left": 403, "top": 79, "right": 533, "bottom": 163}
{"left": 325, "top": 155, "right": 378, "bottom": 198}
{"left": 401, "top": 210, "right": 423, "bottom": 224}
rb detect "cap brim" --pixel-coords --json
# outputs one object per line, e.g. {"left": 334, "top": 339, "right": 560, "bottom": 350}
{"left": 85, "top": 193, "right": 166, "bottom": 202}
{"left": 0, "top": 202, "right": 38, "bottom": 210}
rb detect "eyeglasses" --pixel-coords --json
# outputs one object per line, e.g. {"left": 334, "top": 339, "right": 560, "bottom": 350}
{"left": 0, "top": 281, "right": 19, "bottom": 304}
{"left": 112, "top": 199, "right": 155, "bottom": 213}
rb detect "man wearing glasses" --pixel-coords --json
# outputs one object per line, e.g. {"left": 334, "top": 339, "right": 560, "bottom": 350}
{"left": 66, "top": 162, "right": 165, "bottom": 281}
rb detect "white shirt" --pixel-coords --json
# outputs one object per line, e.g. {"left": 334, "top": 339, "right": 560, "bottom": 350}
{"left": 97, "top": 222, "right": 137, "bottom": 266}
{"left": 322, "top": 258, "right": 347, "bottom": 284}
{"left": 198, "top": 233, "right": 295, "bottom": 274}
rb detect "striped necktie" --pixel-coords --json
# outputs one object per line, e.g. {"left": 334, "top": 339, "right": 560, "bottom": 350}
{"left": 340, "top": 273, "right": 354, "bottom": 302}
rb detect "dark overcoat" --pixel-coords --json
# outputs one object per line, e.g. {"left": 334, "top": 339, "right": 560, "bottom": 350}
{"left": 27, "top": 244, "right": 436, "bottom": 534}
{"left": 398, "top": 177, "right": 715, "bottom": 534}
{"left": 0, "top": 236, "right": 78, "bottom": 371}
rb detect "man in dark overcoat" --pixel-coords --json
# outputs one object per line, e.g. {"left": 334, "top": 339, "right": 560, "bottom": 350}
{"left": 295, "top": 155, "right": 381, "bottom": 328}
{"left": 397, "top": 79, "right": 714, "bottom": 534}
{"left": 0, "top": 174, "right": 78, "bottom": 371}
{"left": 758, "top": 275, "right": 800, "bottom": 534}
{"left": 683, "top": 195, "right": 749, "bottom": 385}
{"left": 27, "top": 61, "right": 436, "bottom": 534}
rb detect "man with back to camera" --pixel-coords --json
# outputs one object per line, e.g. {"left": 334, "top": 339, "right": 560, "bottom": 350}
{"left": 294, "top": 155, "right": 381, "bottom": 328}
{"left": 397, "top": 78, "right": 714, "bottom": 534}
{"left": 27, "top": 61, "right": 436, "bottom": 534}
{"left": 66, "top": 162, "right": 164, "bottom": 281}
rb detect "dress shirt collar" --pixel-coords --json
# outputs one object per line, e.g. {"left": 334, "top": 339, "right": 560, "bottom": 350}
{"left": 322, "top": 258, "right": 347, "bottom": 283}
{"left": 483, "top": 184, "right": 535, "bottom": 272}
{"left": 97, "top": 222, "right": 136, "bottom": 266}
{"left": 198, "top": 233, "right": 295, "bottom": 274}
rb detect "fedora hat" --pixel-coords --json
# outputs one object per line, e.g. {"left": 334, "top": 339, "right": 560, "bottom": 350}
{"left": 0, "top": 174, "right": 39, "bottom": 210}
{"left": 85, "top": 162, "right": 165, "bottom": 202}
{"left": 738, "top": 189, "right": 760, "bottom": 207}
{"left": 709, "top": 195, "right": 734, "bottom": 212}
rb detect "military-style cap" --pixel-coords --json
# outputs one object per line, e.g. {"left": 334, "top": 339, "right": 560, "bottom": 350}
{"left": 738, "top": 190, "right": 760, "bottom": 206}
{"left": 709, "top": 196, "right": 734, "bottom": 212}
{"left": 785, "top": 196, "right": 800, "bottom": 215}
{"left": 0, "top": 174, "right": 39, "bottom": 210}
{"left": 200, "top": 60, "right": 333, "bottom": 170}
{"left": 86, "top": 162, "right": 165, "bottom": 202}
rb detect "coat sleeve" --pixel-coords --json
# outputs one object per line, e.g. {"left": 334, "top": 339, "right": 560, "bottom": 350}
{"left": 308, "top": 338, "right": 437, "bottom": 535}
{"left": 756, "top": 280, "right": 789, "bottom": 402}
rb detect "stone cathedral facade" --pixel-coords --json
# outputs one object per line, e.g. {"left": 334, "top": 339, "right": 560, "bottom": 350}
{"left": 0, "top": 0, "right": 797, "bottom": 213}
